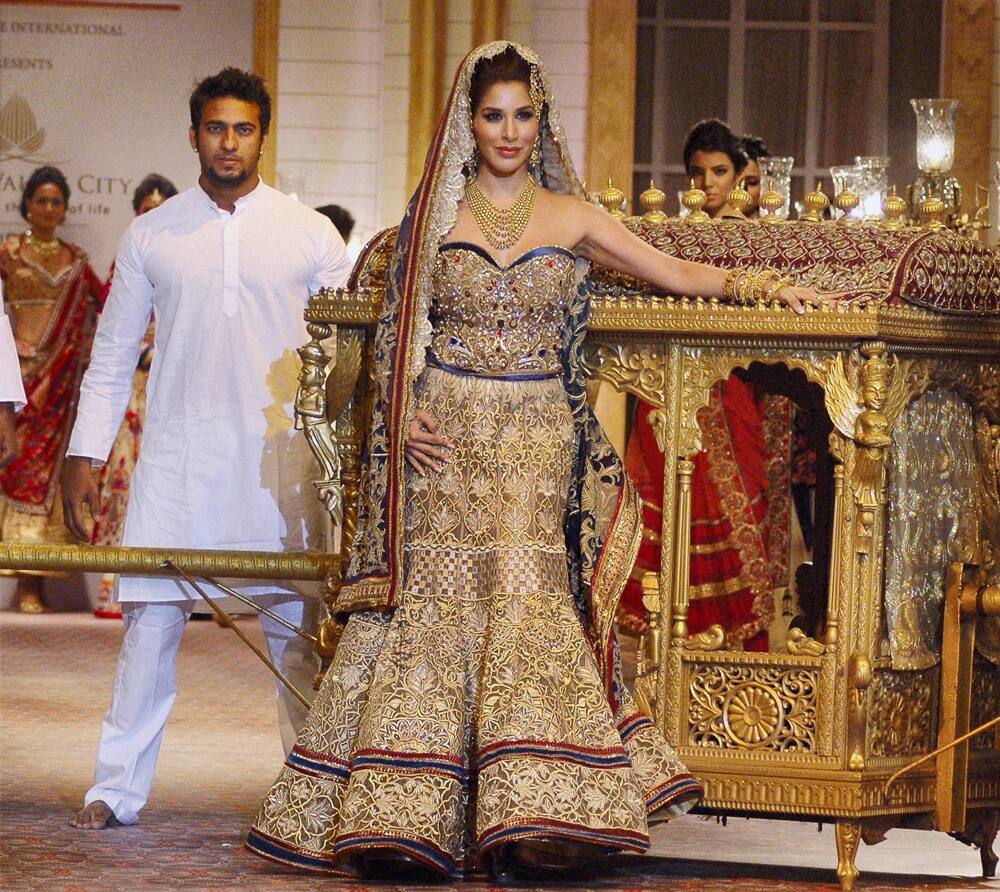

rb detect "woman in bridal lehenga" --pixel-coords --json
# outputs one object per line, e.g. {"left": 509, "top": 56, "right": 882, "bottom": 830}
{"left": 246, "top": 41, "right": 824, "bottom": 883}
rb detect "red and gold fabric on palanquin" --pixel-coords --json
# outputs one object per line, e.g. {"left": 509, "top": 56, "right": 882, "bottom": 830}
{"left": 622, "top": 377, "right": 785, "bottom": 650}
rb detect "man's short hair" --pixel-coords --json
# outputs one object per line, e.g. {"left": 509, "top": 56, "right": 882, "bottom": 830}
{"left": 190, "top": 67, "right": 272, "bottom": 134}
{"left": 315, "top": 204, "right": 356, "bottom": 242}
{"left": 683, "top": 119, "right": 748, "bottom": 175}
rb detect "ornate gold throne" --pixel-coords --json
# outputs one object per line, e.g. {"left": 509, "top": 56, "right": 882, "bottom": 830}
{"left": 297, "top": 215, "right": 1000, "bottom": 890}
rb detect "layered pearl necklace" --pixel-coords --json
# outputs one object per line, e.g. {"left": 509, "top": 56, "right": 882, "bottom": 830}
{"left": 465, "top": 176, "right": 536, "bottom": 251}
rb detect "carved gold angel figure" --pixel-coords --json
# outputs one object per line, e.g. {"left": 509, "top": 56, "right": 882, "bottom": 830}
{"left": 854, "top": 348, "right": 892, "bottom": 449}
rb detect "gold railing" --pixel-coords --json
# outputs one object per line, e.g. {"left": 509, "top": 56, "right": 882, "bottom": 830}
{"left": 0, "top": 543, "right": 337, "bottom": 581}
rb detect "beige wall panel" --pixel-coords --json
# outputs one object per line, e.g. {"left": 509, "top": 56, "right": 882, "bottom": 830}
{"left": 280, "top": 0, "right": 380, "bottom": 28}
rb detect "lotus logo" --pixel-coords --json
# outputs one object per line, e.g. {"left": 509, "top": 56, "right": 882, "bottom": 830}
{"left": 0, "top": 96, "right": 46, "bottom": 163}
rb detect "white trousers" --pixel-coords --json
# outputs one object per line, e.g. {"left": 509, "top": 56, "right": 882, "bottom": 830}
{"left": 84, "top": 595, "right": 319, "bottom": 824}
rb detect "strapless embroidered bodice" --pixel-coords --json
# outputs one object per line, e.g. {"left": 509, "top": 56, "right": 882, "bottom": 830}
{"left": 429, "top": 242, "right": 576, "bottom": 377}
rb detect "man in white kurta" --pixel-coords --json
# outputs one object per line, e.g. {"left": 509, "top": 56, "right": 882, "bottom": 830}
{"left": 63, "top": 69, "right": 351, "bottom": 828}
{"left": 0, "top": 284, "right": 27, "bottom": 466}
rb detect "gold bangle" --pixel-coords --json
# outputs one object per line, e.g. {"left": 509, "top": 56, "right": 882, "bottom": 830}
{"left": 735, "top": 269, "right": 766, "bottom": 306}
{"left": 729, "top": 269, "right": 755, "bottom": 306}
{"left": 722, "top": 267, "right": 742, "bottom": 302}
{"left": 763, "top": 273, "right": 793, "bottom": 302}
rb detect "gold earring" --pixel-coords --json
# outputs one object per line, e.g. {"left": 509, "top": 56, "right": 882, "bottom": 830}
{"left": 530, "top": 136, "right": 541, "bottom": 168}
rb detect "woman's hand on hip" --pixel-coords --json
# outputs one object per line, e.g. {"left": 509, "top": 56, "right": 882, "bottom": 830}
{"left": 405, "top": 410, "right": 452, "bottom": 477}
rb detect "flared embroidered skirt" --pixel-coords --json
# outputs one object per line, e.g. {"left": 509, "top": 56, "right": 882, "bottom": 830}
{"left": 247, "top": 367, "right": 702, "bottom": 877}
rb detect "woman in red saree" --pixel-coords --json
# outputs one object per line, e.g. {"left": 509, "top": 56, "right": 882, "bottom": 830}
{"left": 0, "top": 166, "right": 101, "bottom": 613}
{"left": 621, "top": 123, "right": 794, "bottom": 651}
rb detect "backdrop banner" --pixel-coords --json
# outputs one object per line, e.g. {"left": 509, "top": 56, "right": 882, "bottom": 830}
{"left": 0, "top": 0, "right": 254, "bottom": 273}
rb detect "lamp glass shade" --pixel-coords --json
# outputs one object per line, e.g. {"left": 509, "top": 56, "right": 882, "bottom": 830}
{"left": 910, "top": 98, "right": 958, "bottom": 173}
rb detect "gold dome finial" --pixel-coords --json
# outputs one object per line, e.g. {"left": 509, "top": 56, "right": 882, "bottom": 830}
{"left": 598, "top": 177, "right": 626, "bottom": 219}
{"left": 801, "top": 181, "right": 830, "bottom": 223}
{"left": 639, "top": 179, "right": 668, "bottom": 224}
{"left": 727, "top": 178, "right": 753, "bottom": 218}
{"left": 759, "top": 179, "right": 785, "bottom": 223}
{"left": 682, "top": 178, "right": 710, "bottom": 223}
{"left": 882, "top": 185, "right": 908, "bottom": 230}
{"left": 833, "top": 185, "right": 860, "bottom": 226}
{"left": 919, "top": 193, "right": 946, "bottom": 230}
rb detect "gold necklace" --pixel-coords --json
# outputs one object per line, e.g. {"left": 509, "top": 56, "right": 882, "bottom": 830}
{"left": 465, "top": 177, "right": 536, "bottom": 250}
{"left": 24, "top": 230, "right": 61, "bottom": 258}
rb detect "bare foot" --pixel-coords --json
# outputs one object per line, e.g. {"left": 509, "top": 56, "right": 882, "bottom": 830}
{"left": 17, "top": 576, "right": 45, "bottom": 614}
{"left": 69, "top": 800, "right": 119, "bottom": 829}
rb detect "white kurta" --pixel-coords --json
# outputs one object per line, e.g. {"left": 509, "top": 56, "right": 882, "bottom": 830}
{"left": 68, "top": 181, "right": 351, "bottom": 602}
{"left": 0, "top": 283, "right": 27, "bottom": 410}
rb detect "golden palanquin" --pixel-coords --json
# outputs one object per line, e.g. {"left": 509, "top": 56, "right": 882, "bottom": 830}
{"left": 298, "top": 218, "right": 1000, "bottom": 890}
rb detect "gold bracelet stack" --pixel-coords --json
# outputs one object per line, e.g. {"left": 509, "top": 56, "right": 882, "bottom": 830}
{"left": 722, "top": 267, "right": 793, "bottom": 306}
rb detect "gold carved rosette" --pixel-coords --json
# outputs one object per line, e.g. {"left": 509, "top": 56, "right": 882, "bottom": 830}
{"left": 302, "top": 215, "right": 1000, "bottom": 890}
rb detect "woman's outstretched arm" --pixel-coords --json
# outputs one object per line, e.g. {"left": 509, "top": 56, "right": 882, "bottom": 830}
{"left": 572, "top": 199, "right": 828, "bottom": 315}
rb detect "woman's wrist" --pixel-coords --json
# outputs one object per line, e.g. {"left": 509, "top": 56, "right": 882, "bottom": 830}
{"left": 722, "top": 267, "right": 794, "bottom": 306}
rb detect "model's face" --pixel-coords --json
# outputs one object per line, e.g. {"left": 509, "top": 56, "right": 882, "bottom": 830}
{"left": 26, "top": 183, "right": 66, "bottom": 235}
{"left": 189, "top": 97, "right": 264, "bottom": 189}
{"left": 136, "top": 193, "right": 165, "bottom": 216}
{"left": 742, "top": 158, "right": 762, "bottom": 211}
{"left": 689, "top": 149, "right": 738, "bottom": 215}
{"left": 472, "top": 80, "right": 539, "bottom": 178}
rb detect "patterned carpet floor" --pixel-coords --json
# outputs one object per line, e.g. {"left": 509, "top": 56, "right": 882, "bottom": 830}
{"left": 1, "top": 611, "right": 997, "bottom": 891}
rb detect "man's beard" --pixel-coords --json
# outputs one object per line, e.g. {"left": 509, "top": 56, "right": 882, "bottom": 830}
{"left": 204, "top": 163, "right": 251, "bottom": 188}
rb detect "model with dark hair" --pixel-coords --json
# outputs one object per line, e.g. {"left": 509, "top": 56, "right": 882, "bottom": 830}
{"left": 739, "top": 134, "right": 771, "bottom": 218}
{"left": 0, "top": 165, "right": 102, "bottom": 613}
{"left": 314, "top": 203, "right": 355, "bottom": 242}
{"left": 63, "top": 68, "right": 351, "bottom": 830}
{"left": 622, "top": 124, "right": 790, "bottom": 654}
{"left": 683, "top": 118, "right": 748, "bottom": 218}
{"left": 247, "top": 43, "right": 826, "bottom": 884}
{"left": 130, "top": 173, "right": 179, "bottom": 215}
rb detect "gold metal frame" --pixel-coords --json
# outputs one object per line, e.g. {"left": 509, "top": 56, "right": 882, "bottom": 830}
{"left": 295, "top": 218, "right": 1000, "bottom": 890}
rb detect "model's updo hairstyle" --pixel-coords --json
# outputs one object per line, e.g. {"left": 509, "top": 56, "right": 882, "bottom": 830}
{"left": 20, "top": 166, "right": 70, "bottom": 221}
{"left": 469, "top": 46, "right": 533, "bottom": 113}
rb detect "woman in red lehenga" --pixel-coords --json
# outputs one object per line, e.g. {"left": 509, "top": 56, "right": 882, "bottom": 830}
{"left": 89, "top": 174, "right": 177, "bottom": 619}
{"left": 0, "top": 166, "right": 102, "bottom": 613}
{"left": 245, "top": 43, "right": 825, "bottom": 884}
